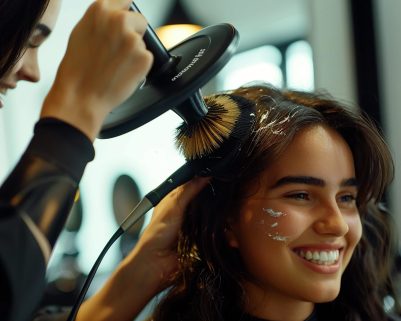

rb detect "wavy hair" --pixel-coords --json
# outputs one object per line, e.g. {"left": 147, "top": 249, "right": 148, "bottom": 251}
{"left": 151, "top": 85, "right": 398, "bottom": 321}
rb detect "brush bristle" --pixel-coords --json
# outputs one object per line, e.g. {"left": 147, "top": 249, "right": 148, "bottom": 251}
{"left": 175, "top": 95, "right": 241, "bottom": 160}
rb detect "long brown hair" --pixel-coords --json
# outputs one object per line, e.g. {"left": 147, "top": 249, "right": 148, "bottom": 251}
{"left": 152, "top": 85, "right": 398, "bottom": 321}
{"left": 0, "top": 0, "right": 49, "bottom": 78}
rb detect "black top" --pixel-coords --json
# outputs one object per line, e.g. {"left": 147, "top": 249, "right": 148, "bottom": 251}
{"left": 242, "top": 309, "right": 401, "bottom": 321}
{"left": 0, "top": 118, "right": 94, "bottom": 321}
{"left": 242, "top": 310, "right": 318, "bottom": 321}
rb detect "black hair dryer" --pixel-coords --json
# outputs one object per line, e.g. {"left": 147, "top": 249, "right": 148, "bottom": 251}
{"left": 99, "top": 1, "right": 239, "bottom": 138}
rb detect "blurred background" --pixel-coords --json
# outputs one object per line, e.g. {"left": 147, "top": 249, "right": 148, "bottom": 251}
{"left": 1, "top": 0, "right": 400, "bottom": 317}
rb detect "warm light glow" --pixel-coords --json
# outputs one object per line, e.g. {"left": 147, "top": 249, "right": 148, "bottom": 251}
{"left": 156, "top": 24, "right": 203, "bottom": 49}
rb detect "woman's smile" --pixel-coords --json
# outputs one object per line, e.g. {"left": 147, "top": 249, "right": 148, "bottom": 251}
{"left": 291, "top": 245, "right": 344, "bottom": 274}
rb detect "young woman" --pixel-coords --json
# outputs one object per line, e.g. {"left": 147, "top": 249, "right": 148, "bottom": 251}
{"left": 149, "top": 84, "right": 400, "bottom": 321}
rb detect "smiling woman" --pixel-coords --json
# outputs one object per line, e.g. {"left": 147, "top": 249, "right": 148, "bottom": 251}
{"left": 149, "top": 84, "right": 399, "bottom": 321}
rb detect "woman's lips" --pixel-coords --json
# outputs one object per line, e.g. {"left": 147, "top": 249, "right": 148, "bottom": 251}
{"left": 294, "top": 248, "right": 340, "bottom": 265}
{"left": 292, "top": 245, "right": 344, "bottom": 274}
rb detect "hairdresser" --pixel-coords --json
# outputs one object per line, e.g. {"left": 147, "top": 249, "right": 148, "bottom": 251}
{"left": 0, "top": 0, "right": 198, "bottom": 320}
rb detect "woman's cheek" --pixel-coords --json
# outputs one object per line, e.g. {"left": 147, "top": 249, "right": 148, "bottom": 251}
{"left": 253, "top": 205, "right": 305, "bottom": 243}
{"left": 345, "top": 213, "right": 363, "bottom": 247}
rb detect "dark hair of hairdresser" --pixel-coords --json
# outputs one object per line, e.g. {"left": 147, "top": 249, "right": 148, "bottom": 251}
{"left": 0, "top": 0, "right": 49, "bottom": 78}
{"left": 151, "top": 84, "right": 399, "bottom": 321}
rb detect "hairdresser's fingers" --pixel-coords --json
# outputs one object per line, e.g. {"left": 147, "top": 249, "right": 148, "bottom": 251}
{"left": 121, "top": 11, "right": 148, "bottom": 36}
{"left": 171, "top": 177, "right": 209, "bottom": 212}
{"left": 95, "top": 0, "right": 148, "bottom": 36}
{"left": 41, "top": 1, "right": 153, "bottom": 141}
{"left": 89, "top": 1, "right": 148, "bottom": 36}
{"left": 153, "top": 176, "right": 210, "bottom": 225}
{"left": 99, "top": 0, "right": 132, "bottom": 10}
{"left": 139, "top": 176, "right": 209, "bottom": 248}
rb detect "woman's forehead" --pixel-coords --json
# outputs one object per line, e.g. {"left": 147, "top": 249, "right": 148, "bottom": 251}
{"left": 255, "top": 126, "right": 356, "bottom": 190}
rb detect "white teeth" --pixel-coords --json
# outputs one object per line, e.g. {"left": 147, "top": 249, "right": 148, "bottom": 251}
{"left": 320, "top": 251, "right": 328, "bottom": 261}
{"left": 312, "top": 251, "right": 320, "bottom": 261}
{"left": 296, "top": 249, "right": 340, "bottom": 265}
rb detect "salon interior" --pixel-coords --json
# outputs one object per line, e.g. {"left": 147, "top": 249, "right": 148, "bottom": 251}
{"left": 1, "top": 0, "right": 401, "bottom": 319}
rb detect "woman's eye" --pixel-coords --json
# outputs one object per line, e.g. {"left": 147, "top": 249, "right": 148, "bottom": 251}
{"left": 338, "top": 194, "right": 356, "bottom": 204}
{"left": 286, "top": 192, "right": 309, "bottom": 201}
{"left": 28, "top": 31, "right": 45, "bottom": 49}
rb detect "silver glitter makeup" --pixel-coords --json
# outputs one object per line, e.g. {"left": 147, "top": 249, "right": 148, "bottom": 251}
{"left": 267, "top": 232, "right": 289, "bottom": 242}
{"left": 263, "top": 208, "right": 286, "bottom": 218}
{"left": 259, "top": 208, "right": 289, "bottom": 242}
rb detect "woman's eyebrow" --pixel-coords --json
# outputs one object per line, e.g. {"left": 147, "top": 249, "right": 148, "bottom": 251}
{"left": 341, "top": 178, "right": 358, "bottom": 187}
{"left": 271, "top": 176, "right": 358, "bottom": 188}
{"left": 272, "top": 176, "right": 325, "bottom": 188}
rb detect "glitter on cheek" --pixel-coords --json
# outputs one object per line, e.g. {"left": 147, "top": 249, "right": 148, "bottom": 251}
{"left": 263, "top": 208, "right": 287, "bottom": 218}
{"left": 260, "top": 208, "right": 290, "bottom": 243}
{"left": 267, "top": 233, "right": 289, "bottom": 242}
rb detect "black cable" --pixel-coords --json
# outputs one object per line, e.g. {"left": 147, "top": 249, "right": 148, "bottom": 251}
{"left": 66, "top": 227, "right": 123, "bottom": 321}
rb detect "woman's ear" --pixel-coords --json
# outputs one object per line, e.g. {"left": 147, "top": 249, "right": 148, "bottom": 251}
{"left": 224, "top": 222, "right": 239, "bottom": 248}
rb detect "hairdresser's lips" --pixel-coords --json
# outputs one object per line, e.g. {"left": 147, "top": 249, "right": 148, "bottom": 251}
{"left": 291, "top": 244, "right": 344, "bottom": 274}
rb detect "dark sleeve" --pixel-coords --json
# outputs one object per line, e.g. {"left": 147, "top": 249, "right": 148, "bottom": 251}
{"left": 0, "top": 118, "right": 94, "bottom": 321}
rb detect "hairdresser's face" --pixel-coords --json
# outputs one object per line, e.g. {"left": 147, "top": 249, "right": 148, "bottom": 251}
{"left": 226, "top": 125, "right": 362, "bottom": 317}
{"left": 0, "top": 0, "right": 61, "bottom": 108}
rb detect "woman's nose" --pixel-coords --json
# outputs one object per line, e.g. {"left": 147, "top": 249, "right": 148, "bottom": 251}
{"left": 17, "top": 49, "right": 40, "bottom": 83}
{"left": 313, "top": 202, "right": 349, "bottom": 236}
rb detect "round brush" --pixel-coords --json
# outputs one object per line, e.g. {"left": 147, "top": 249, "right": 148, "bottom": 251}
{"left": 176, "top": 93, "right": 256, "bottom": 175}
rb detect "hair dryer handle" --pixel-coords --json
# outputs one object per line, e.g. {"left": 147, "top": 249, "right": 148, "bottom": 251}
{"left": 145, "top": 162, "right": 196, "bottom": 205}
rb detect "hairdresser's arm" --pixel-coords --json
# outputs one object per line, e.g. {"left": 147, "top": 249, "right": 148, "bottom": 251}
{"left": 76, "top": 177, "right": 209, "bottom": 321}
{"left": 41, "top": 0, "right": 153, "bottom": 141}
{"left": 0, "top": 119, "right": 94, "bottom": 321}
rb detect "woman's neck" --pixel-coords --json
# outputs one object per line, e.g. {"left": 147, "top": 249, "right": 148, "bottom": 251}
{"left": 243, "top": 281, "right": 315, "bottom": 321}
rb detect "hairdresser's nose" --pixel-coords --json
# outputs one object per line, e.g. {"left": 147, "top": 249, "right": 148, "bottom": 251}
{"left": 313, "top": 200, "right": 349, "bottom": 236}
{"left": 16, "top": 49, "right": 40, "bottom": 83}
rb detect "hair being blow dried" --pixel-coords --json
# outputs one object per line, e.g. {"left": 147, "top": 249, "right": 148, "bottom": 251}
{"left": 151, "top": 84, "right": 398, "bottom": 321}
{"left": 175, "top": 94, "right": 256, "bottom": 167}
{"left": 176, "top": 95, "right": 241, "bottom": 160}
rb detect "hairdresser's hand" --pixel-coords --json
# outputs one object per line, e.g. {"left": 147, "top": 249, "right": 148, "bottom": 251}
{"left": 41, "top": 0, "right": 153, "bottom": 141}
{"left": 132, "top": 176, "right": 210, "bottom": 287}
{"left": 76, "top": 176, "right": 209, "bottom": 321}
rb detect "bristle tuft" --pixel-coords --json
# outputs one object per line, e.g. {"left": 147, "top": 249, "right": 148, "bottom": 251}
{"left": 176, "top": 95, "right": 241, "bottom": 160}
